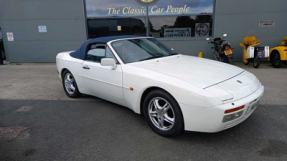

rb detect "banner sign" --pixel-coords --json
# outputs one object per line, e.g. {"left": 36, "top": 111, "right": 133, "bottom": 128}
{"left": 107, "top": 5, "right": 191, "bottom": 15}
{"left": 195, "top": 23, "right": 210, "bottom": 37}
{"left": 164, "top": 28, "right": 191, "bottom": 38}
{"left": 85, "top": 0, "right": 214, "bottom": 18}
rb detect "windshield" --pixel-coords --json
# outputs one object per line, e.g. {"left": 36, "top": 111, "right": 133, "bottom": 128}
{"left": 111, "top": 38, "right": 177, "bottom": 64}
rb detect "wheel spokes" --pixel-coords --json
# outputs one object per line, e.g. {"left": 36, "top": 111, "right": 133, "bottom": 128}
{"left": 153, "top": 99, "right": 161, "bottom": 111}
{"left": 65, "top": 73, "right": 75, "bottom": 94}
{"left": 70, "top": 84, "right": 76, "bottom": 91}
{"left": 159, "top": 119, "right": 164, "bottom": 129}
{"left": 149, "top": 110, "right": 157, "bottom": 118}
{"left": 162, "top": 103, "right": 170, "bottom": 113}
{"left": 163, "top": 114, "right": 174, "bottom": 125}
{"left": 66, "top": 74, "right": 71, "bottom": 81}
{"left": 148, "top": 97, "right": 175, "bottom": 131}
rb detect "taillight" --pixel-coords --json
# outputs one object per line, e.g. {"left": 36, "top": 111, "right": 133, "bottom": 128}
{"left": 284, "top": 49, "right": 287, "bottom": 51}
{"left": 225, "top": 45, "right": 231, "bottom": 50}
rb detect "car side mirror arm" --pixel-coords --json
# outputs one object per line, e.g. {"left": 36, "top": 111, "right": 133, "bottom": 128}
{"left": 111, "top": 64, "right": 117, "bottom": 70}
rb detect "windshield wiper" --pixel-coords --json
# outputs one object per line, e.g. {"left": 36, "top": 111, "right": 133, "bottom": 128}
{"left": 167, "top": 53, "right": 179, "bottom": 56}
{"left": 139, "top": 55, "right": 164, "bottom": 62}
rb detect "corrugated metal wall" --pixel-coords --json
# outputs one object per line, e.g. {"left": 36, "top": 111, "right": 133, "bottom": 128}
{"left": 1, "top": 0, "right": 287, "bottom": 62}
{"left": 0, "top": 0, "right": 87, "bottom": 62}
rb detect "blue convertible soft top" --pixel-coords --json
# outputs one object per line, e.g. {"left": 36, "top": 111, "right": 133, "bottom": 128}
{"left": 70, "top": 35, "right": 143, "bottom": 60}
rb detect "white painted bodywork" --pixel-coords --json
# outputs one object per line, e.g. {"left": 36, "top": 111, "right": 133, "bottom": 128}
{"left": 56, "top": 38, "right": 264, "bottom": 132}
{"left": 247, "top": 47, "right": 255, "bottom": 58}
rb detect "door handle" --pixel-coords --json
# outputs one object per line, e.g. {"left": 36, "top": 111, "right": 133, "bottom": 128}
{"left": 83, "top": 65, "right": 90, "bottom": 70}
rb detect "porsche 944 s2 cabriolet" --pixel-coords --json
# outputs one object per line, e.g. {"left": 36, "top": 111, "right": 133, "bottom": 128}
{"left": 56, "top": 35, "right": 264, "bottom": 137}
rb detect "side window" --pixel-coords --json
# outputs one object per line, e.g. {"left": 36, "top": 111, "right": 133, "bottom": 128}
{"left": 86, "top": 44, "right": 106, "bottom": 62}
{"left": 86, "top": 44, "right": 118, "bottom": 63}
{"left": 86, "top": 49, "right": 105, "bottom": 62}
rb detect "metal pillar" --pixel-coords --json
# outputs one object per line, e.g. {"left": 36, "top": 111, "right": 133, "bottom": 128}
{"left": 146, "top": 6, "right": 149, "bottom": 36}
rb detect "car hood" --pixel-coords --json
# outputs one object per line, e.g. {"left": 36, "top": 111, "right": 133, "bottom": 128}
{"left": 129, "top": 55, "right": 244, "bottom": 89}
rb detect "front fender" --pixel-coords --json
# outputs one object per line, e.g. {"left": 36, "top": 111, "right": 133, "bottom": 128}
{"left": 122, "top": 65, "right": 222, "bottom": 114}
{"left": 269, "top": 46, "right": 287, "bottom": 61}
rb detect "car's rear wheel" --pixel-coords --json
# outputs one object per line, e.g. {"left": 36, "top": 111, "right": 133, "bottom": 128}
{"left": 253, "top": 57, "right": 260, "bottom": 68}
{"left": 143, "top": 89, "right": 184, "bottom": 137}
{"left": 62, "top": 70, "right": 81, "bottom": 98}
{"left": 272, "top": 52, "right": 282, "bottom": 68}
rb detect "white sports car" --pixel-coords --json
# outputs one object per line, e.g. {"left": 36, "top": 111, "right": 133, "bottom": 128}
{"left": 56, "top": 36, "right": 264, "bottom": 137}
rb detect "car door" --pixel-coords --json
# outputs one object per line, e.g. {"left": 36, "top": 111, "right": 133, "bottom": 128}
{"left": 81, "top": 44, "right": 124, "bottom": 101}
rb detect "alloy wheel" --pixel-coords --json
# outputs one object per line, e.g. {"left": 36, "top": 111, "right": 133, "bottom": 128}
{"left": 64, "top": 73, "right": 76, "bottom": 95}
{"left": 148, "top": 97, "right": 175, "bottom": 131}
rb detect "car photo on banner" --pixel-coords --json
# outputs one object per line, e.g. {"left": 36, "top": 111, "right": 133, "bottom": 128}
{"left": 56, "top": 36, "right": 264, "bottom": 137}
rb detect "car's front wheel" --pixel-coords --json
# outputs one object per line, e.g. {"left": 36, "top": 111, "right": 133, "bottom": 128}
{"left": 62, "top": 70, "right": 81, "bottom": 98}
{"left": 143, "top": 89, "right": 184, "bottom": 137}
{"left": 272, "top": 52, "right": 282, "bottom": 68}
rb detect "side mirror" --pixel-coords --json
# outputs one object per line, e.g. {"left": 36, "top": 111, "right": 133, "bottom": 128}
{"left": 101, "top": 58, "right": 117, "bottom": 70}
{"left": 223, "top": 34, "right": 227, "bottom": 37}
{"left": 206, "top": 38, "right": 210, "bottom": 41}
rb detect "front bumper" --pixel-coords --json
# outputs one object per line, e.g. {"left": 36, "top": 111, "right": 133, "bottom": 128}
{"left": 180, "top": 84, "right": 264, "bottom": 132}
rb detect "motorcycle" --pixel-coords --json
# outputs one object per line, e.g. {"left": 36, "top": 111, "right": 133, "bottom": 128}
{"left": 206, "top": 34, "right": 234, "bottom": 64}
{"left": 240, "top": 36, "right": 269, "bottom": 68}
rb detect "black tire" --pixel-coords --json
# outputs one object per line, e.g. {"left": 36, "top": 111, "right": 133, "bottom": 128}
{"left": 283, "top": 62, "right": 287, "bottom": 65}
{"left": 62, "top": 70, "right": 81, "bottom": 98}
{"left": 244, "top": 61, "right": 249, "bottom": 65}
{"left": 227, "top": 57, "right": 233, "bottom": 65}
{"left": 1, "top": 49, "right": 5, "bottom": 60}
{"left": 143, "top": 89, "right": 184, "bottom": 137}
{"left": 271, "top": 52, "right": 282, "bottom": 68}
{"left": 253, "top": 58, "right": 260, "bottom": 68}
{"left": 223, "top": 55, "right": 232, "bottom": 65}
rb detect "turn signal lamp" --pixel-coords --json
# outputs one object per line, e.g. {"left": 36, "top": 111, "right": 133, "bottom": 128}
{"left": 225, "top": 105, "right": 245, "bottom": 114}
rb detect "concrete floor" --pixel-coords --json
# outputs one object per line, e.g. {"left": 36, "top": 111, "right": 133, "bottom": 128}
{"left": 0, "top": 63, "right": 96, "bottom": 101}
{"left": 0, "top": 62, "right": 286, "bottom": 160}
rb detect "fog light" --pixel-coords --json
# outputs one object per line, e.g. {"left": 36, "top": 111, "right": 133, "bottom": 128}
{"left": 222, "top": 111, "right": 244, "bottom": 123}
